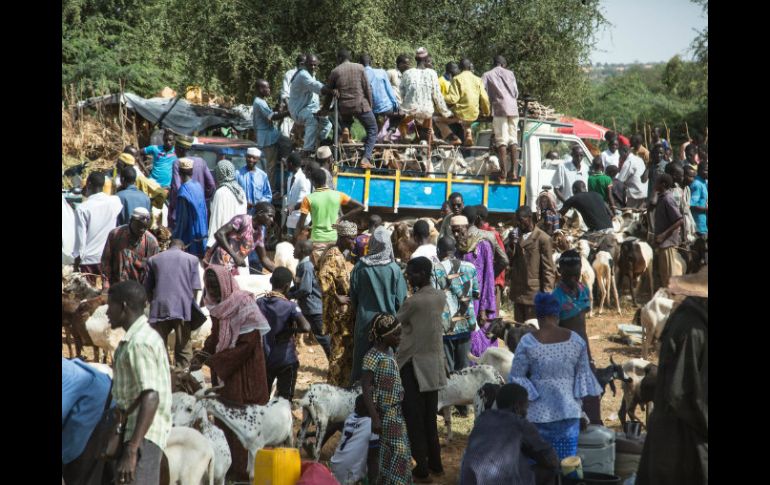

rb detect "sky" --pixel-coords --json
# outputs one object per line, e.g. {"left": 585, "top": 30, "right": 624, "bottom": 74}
{"left": 591, "top": 0, "right": 707, "bottom": 64}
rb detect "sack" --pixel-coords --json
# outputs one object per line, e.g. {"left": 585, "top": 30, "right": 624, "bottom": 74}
{"left": 189, "top": 304, "right": 207, "bottom": 331}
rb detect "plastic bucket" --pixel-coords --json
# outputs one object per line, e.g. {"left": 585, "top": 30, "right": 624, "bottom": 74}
{"left": 562, "top": 471, "right": 622, "bottom": 485}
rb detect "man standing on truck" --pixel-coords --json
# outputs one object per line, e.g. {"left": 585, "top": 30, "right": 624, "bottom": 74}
{"left": 482, "top": 55, "right": 521, "bottom": 180}
{"left": 400, "top": 47, "right": 453, "bottom": 150}
{"left": 253, "top": 79, "right": 292, "bottom": 189}
{"left": 321, "top": 49, "right": 377, "bottom": 168}
{"left": 552, "top": 145, "right": 589, "bottom": 207}
{"left": 289, "top": 53, "right": 333, "bottom": 155}
{"left": 360, "top": 54, "right": 401, "bottom": 135}
{"left": 439, "top": 58, "right": 491, "bottom": 147}
{"left": 144, "top": 130, "right": 177, "bottom": 189}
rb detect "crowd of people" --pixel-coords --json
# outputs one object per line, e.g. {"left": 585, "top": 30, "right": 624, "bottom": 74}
{"left": 63, "top": 46, "right": 708, "bottom": 485}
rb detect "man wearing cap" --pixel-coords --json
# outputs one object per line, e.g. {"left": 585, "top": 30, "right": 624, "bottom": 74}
{"left": 438, "top": 58, "right": 491, "bottom": 147}
{"left": 289, "top": 53, "right": 333, "bottom": 154}
{"left": 321, "top": 49, "right": 377, "bottom": 167}
{"left": 101, "top": 207, "right": 160, "bottom": 291}
{"left": 315, "top": 146, "right": 336, "bottom": 189}
{"left": 236, "top": 147, "right": 273, "bottom": 216}
{"left": 143, "top": 130, "right": 177, "bottom": 188}
{"left": 73, "top": 172, "right": 124, "bottom": 283}
{"left": 168, "top": 140, "right": 216, "bottom": 230}
{"left": 117, "top": 166, "right": 152, "bottom": 226}
{"left": 171, "top": 158, "right": 208, "bottom": 258}
{"left": 400, "top": 47, "right": 452, "bottom": 153}
{"left": 253, "top": 78, "right": 293, "bottom": 188}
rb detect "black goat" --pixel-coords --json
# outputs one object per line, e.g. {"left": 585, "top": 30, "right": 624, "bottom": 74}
{"left": 485, "top": 318, "right": 537, "bottom": 353}
{"left": 593, "top": 355, "right": 627, "bottom": 398}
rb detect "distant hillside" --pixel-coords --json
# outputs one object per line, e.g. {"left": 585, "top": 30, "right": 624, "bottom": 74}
{"left": 586, "top": 62, "right": 667, "bottom": 83}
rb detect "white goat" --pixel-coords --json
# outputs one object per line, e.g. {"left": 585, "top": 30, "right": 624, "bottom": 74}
{"left": 467, "top": 347, "right": 514, "bottom": 379}
{"left": 274, "top": 241, "right": 298, "bottom": 277}
{"left": 619, "top": 358, "right": 652, "bottom": 424}
{"left": 296, "top": 383, "right": 361, "bottom": 461}
{"left": 437, "top": 365, "right": 505, "bottom": 440}
{"left": 639, "top": 288, "right": 681, "bottom": 359}
{"left": 165, "top": 426, "right": 215, "bottom": 485}
{"left": 577, "top": 240, "right": 596, "bottom": 317}
{"left": 233, "top": 274, "right": 273, "bottom": 298}
{"left": 85, "top": 305, "right": 125, "bottom": 364}
{"left": 171, "top": 392, "right": 231, "bottom": 485}
{"left": 196, "top": 391, "right": 293, "bottom": 481}
{"left": 592, "top": 250, "right": 621, "bottom": 315}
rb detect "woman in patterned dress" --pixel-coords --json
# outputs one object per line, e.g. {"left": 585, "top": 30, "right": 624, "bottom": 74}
{"left": 361, "top": 313, "right": 412, "bottom": 485}
{"left": 317, "top": 221, "right": 358, "bottom": 386}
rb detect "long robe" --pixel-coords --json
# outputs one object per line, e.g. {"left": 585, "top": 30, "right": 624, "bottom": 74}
{"left": 317, "top": 246, "right": 355, "bottom": 386}
{"left": 349, "top": 261, "right": 408, "bottom": 384}
{"left": 637, "top": 296, "right": 708, "bottom": 485}
{"left": 203, "top": 318, "right": 269, "bottom": 482}
{"left": 172, "top": 180, "right": 208, "bottom": 257}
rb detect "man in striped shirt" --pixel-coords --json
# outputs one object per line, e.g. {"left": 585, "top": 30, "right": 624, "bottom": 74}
{"left": 108, "top": 280, "right": 171, "bottom": 485}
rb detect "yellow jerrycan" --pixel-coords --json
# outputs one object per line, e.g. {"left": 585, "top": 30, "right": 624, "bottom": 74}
{"left": 253, "top": 447, "right": 301, "bottom": 485}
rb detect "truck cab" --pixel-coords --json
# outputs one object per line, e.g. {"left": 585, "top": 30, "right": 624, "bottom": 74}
{"left": 520, "top": 120, "right": 592, "bottom": 211}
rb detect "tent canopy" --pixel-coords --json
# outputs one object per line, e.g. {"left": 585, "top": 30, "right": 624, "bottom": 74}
{"left": 557, "top": 116, "right": 630, "bottom": 145}
{"left": 75, "top": 92, "right": 253, "bottom": 136}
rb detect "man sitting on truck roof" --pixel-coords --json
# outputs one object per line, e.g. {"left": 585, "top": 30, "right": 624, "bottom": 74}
{"left": 552, "top": 144, "right": 589, "bottom": 207}
{"left": 438, "top": 58, "right": 491, "bottom": 147}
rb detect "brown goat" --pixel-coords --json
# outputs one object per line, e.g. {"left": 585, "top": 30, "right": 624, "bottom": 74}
{"left": 391, "top": 222, "right": 419, "bottom": 262}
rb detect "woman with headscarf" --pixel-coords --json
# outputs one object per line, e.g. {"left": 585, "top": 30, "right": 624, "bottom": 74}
{"left": 349, "top": 226, "right": 408, "bottom": 385}
{"left": 508, "top": 292, "right": 601, "bottom": 461}
{"left": 207, "top": 159, "right": 248, "bottom": 249}
{"left": 551, "top": 250, "right": 602, "bottom": 424}
{"left": 317, "top": 221, "right": 358, "bottom": 386}
{"left": 190, "top": 264, "right": 271, "bottom": 482}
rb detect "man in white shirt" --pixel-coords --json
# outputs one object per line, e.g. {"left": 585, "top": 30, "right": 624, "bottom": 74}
{"left": 617, "top": 145, "right": 649, "bottom": 209}
{"left": 279, "top": 55, "right": 305, "bottom": 138}
{"left": 330, "top": 396, "right": 378, "bottom": 485}
{"left": 284, "top": 153, "right": 312, "bottom": 236}
{"left": 552, "top": 145, "right": 590, "bottom": 207}
{"left": 73, "top": 172, "right": 123, "bottom": 283}
{"left": 601, "top": 137, "right": 620, "bottom": 170}
{"left": 409, "top": 220, "right": 439, "bottom": 262}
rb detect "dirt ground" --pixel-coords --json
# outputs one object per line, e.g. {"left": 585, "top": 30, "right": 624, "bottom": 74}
{"left": 62, "top": 295, "right": 655, "bottom": 484}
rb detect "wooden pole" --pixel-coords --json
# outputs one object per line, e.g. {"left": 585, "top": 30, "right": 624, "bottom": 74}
{"left": 685, "top": 121, "right": 691, "bottom": 141}
{"left": 635, "top": 118, "right": 639, "bottom": 134}
{"left": 704, "top": 126, "right": 708, "bottom": 145}
{"left": 612, "top": 117, "right": 617, "bottom": 133}
{"left": 663, "top": 120, "right": 670, "bottom": 142}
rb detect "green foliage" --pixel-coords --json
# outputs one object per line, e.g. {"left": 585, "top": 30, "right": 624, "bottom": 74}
{"left": 62, "top": 0, "right": 606, "bottom": 111}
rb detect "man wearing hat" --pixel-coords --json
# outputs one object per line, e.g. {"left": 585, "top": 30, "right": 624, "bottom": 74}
{"left": 236, "top": 147, "right": 273, "bottom": 216}
{"left": 315, "top": 145, "right": 336, "bottom": 189}
{"left": 101, "top": 206, "right": 160, "bottom": 291}
{"left": 400, "top": 47, "right": 452, "bottom": 162}
{"left": 171, "top": 158, "right": 208, "bottom": 258}
{"left": 116, "top": 165, "right": 152, "bottom": 226}
{"left": 253, "top": 78, "right": 293, "bottom": 189}
{"left": 168, "top": 138, "right": 216, "bottom": 230}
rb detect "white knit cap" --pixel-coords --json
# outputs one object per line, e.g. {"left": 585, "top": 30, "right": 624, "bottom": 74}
{"left": 246, "top": 147, "right": 262, "bottom": 158}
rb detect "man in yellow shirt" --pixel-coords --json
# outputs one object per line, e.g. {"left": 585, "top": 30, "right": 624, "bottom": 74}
{"left": 438, "top": 62, "right": 459, "bottom": 97}
{"left": 437, "top": 59, "right": 490, "bottom": 146}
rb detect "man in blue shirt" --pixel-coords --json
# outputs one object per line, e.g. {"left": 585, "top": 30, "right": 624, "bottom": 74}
{"left": 62, "top": 357, "right": 112, "bottom": 483}
{"left": 116, "top": 166, "right": 152, "bottom": 226}
{"left": 236, "top": 147, "right": 273, "bottom": 215}
{"left": 288, "top": 53, "right": 333, "bottom": 154}
{"left": 689, "top": 161, "right": 708, "bottom": 236}
{"left": 359, "top": 54, "right": 402, "bottom": 136}
{"left": 287, "top": 239, "right": 330, "bottom": 358}
{"left": 143, "top": 130, "right": 177, "bottom": 188}
{"left": 253, "top": 79, "right": 293, "bottom": 190}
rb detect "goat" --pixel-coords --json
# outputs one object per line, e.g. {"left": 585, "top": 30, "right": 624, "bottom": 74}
{"left": 84, "top": 303, "right": 125, "bottom": 363}
{"left": 233, "top": 274, "right": 272, "bottom": 297}
{"left": 196, "top": 389, "right": 293, "bottom": 482}
{"left": 391, "top": 222, "right": 419, "bottom": 262}
{"left": 592, "top": 250, "right": 621, "bottom": 315}
{"left": 467, "top": 346, "right": 514, "bottom": 378}
{"left": 274, "top": 241, "right": 298, "bottom": 277}
{"left": 593, "top": 355, "right": 625, "bottom": 398}
{"left": 617, "top": 238, "right": 654, "bottom": 305}
{"left": 295, "top": 383, "right": 361, "bottom": 461}
{"left": 437, "top": 365, "right": 505, "bottom": 440}
{"left": 473, "top": 383, "right": 501, "bottom": 420}
{"left": 618, "top": 359, "right": 653, "bottom": 428}
{"left": 638, "top": 288, "right": 683, "bottom": 359}
{"left": 171, "top": 392, "right": 231, "bottom": 485}
{"left": 165, "top": 426, "right": 216, "bottom": 485}
{"left": 484, "top": 318, "right": 538, "bottom": 353}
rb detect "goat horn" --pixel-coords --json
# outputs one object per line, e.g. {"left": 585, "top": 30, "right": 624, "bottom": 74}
{"left": 609, "top": 355, "right": 616, "bottom": 365}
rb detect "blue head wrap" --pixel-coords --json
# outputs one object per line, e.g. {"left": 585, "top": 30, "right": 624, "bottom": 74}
{"left": 534, "top": 292, "right": 560, "bottom": 318}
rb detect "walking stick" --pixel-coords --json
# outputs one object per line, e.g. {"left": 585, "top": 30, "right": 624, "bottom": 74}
{"left": 334, "top": 94, "right": 339, "bottom": 163}
{"left": 685, "top": 121, "right": 691, "bottom": 141}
